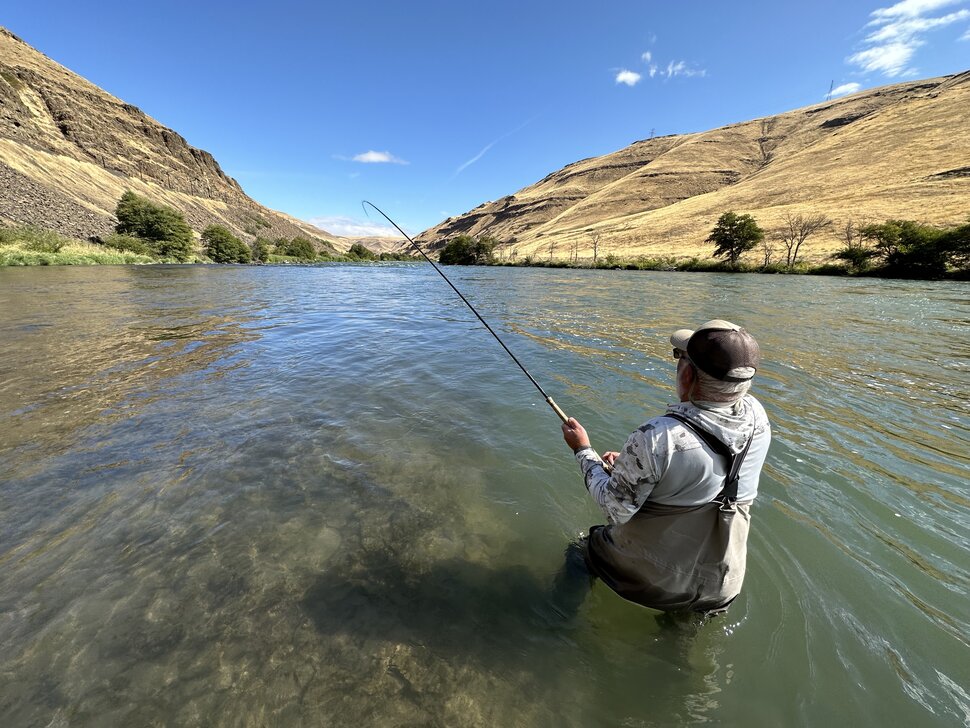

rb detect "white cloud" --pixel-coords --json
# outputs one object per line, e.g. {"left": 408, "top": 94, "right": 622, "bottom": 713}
{"left": 962, "top": 26, "right": 970, "bottom": 38}
{"left": 866, "top": 9, "right": 969, "bottom": 41}
{"left": 616, "top": 46, "right": 705, "bottom": 87}
{"left": 848, "top": 42, "right": 917, "bottom": 75}
{"left": 662, "top": 60, "right": 706, "bottom": 78}
{"left": 615, "top": 69, "right": 642, "bottom": 86}
{"left": 871, "top": 0, "right": 963, "bottom": 21}
{"left": 830, "top": 82, "right": 863, "bottom": 97}
{"left": 351, "top": 150, "right": 409, "bottom": 164}
{"left": 848, "top": 1, "right": 970, "bottom": 76}
{"left": 307, "top": 215, "right": 403, "bottom": 238}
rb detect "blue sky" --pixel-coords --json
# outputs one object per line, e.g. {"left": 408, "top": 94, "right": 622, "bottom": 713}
{"left": 5, "top": 1, "right": 969, "bottom": 237}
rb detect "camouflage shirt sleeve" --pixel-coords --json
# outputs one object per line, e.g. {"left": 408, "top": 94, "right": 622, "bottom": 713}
{"left": 574, "top": 425, "right": 663, "bottom": 524}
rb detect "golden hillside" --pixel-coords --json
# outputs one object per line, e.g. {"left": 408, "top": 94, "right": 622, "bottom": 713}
{"left": 0, "top": 27, "right": 339, "bottom": 248}
{"left": 417, "top": 73, "right": 969, "bottom": 263}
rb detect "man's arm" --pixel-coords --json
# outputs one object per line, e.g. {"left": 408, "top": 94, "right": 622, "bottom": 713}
{"left": 562, "top": 418, "right": 657, "bottom": 524}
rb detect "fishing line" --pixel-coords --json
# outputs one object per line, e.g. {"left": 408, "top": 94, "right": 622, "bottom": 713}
{"left": 362, "top": 200, "right": 569, "bottom": 423}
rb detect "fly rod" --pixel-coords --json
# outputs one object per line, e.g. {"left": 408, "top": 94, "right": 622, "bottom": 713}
{"left": 362, "top": 200, "right": 569, "bottom": 423}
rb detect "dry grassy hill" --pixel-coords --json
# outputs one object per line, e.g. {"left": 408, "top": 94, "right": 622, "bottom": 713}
{"left": 417, "top": 73, "right": 970, "bottom": 264}
{"left": 0, "top": 27, "right": 342, "bottom": 250}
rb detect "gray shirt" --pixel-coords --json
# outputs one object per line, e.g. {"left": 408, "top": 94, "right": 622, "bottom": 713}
{"left": 574, "top": 395, "right": 771, "bottom": 524}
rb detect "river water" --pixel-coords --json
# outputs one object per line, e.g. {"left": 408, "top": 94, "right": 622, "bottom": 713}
{"left": 0, "top": 264, "right": 967, "bottom": 727}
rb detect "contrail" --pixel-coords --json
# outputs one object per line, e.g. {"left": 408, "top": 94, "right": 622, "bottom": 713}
{"left": 452, "top": 116, "right": 538, "bottom": 178}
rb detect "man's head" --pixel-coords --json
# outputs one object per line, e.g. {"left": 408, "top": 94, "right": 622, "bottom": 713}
{"left": 670, "top": 320, "right": 761, "bottom": 403}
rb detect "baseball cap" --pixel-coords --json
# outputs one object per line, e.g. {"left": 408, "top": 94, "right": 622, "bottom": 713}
{"left": 670, "top": 319, "right": 760, "bottom": 382}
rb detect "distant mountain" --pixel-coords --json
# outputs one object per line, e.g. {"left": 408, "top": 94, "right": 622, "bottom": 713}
{"left": 417, "top": 72, "right": 970, "bottom": 263}
{"left": 0, "top": 27, "right": 347, "bottom": 249}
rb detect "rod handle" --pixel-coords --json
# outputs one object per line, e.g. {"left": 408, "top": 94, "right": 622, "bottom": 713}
{"left": 546, "top": 396, "right": 569, "bottom": 423}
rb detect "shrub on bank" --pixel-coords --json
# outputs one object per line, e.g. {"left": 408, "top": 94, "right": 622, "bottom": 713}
{"left": 115, "top": 190, "right": 194, "bottom": 261}
{"left": 831, "top": 219, "right": 969, "bottom": 278}
{"left": 0, "top": 238, "right": 156, "bottom": 266}
{"left": 202, "top": 225, "right": 251, "bottom": 263}
{"left": 379, "top": 251, "right": 418, "bottom": 261}
{"left": 0, "top": 225, "right": 68, "bottom": 253}
{"left": 98, "top": 233, "right": 154, "bottom": 256}
{"left": 438, "top": 235, "right": 496, "bottom": 265}
{"left": 348, "top": 243, "right": 377, "bottom": 260}
{"left": 273, "top": 236, "right": 317, "bottom": 261}
{"left": 251, "top": 237, "right": 270, "bottom": 263}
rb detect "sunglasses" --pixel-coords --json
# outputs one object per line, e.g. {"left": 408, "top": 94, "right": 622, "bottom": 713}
{"left": 673, "top": 348, "right": 687, "bottom": 360}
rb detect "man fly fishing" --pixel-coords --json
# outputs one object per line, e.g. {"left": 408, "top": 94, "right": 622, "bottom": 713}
{"left": 360, "top": 204, "right": 770, "bottom": 617}
{"left": 558, "top": 320, "right": 771, "bottom": 616}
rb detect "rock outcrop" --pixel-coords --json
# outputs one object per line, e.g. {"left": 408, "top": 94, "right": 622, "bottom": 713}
{"left": 0, "top": 27, "right": 336, "bottom": 247}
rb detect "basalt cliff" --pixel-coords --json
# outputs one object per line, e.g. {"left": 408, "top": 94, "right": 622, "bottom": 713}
{"left": 0, "top": 27, "right": 338, "bottom": 247}
{"left": 417, "top": 72, "right": 970, "bottom": 263}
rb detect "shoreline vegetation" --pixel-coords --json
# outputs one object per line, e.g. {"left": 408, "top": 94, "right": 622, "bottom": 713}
{"left": 435, "top": 212, "right": 970, "bottom": 281}
{"left": 1, "top": 193, "right": 966, "bottom": 281}
{"left": 0, "top": 190, "right": 419, "bottom": 268}
{"left": 0, "top": 225, "right": 418, "bottom": 267}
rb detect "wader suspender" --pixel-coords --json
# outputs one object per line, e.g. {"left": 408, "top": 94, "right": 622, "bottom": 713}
{"left": 664, "top": 413, "right": 755, "bottom": 510}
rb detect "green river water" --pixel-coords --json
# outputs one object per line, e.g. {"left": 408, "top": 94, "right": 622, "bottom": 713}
{"left": 0, "top": 264, "right": 967, "bottom": 727}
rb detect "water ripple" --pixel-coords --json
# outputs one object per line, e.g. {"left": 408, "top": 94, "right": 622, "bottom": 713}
{"left": 0, "top": 265, "right": 967, "bottom": 727}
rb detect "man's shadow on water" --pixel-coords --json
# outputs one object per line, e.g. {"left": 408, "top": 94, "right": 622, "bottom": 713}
{"left": 299, "top": 548, "right": 709, "bottom": 672}
{"left": 300, "top": 552, "right": 567, "bottom": 669}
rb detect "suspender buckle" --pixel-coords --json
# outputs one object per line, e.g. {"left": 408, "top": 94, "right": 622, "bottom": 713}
{"left": 718, "top": 497, "right": 738, "bottom": 513}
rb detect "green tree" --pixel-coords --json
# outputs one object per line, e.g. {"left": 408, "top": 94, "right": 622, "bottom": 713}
{"left": 348, "top": 242, "right": 377, "bottom": 260}
{"left": 438, "top": 235, "right": 495, "bottom": 265}
{"left": 938, "top": 220, "right": 970, "bottom": 270}
{"left": 707, "top": 212, "right": 764, "bottom": 267}
{"left": 251, "top": 237, "right": 270, "bottom": 263}
{"left": 115, "top": 190, "right": 194, "bottom": 261}
{"left": 202, "top": 224, "right": 251, "bottom": 263}
{"left": 279, "top": 236, "right": 316, "bottom": 260}
{"left": 290, "top": 236, "right": 317, "bottom": 260}
{"left": 860, "top": 220, "right": 948, "bottom": 278}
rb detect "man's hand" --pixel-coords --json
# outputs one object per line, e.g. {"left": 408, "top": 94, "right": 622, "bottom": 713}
{"left": 561, "top": 417, "right": 591, "bottom": 452}
{"left": 602, "top": 451, "right": 620, "bottom": 467}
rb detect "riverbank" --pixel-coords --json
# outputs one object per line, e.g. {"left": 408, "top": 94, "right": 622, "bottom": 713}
{"left": 3, "top": 225, "right": 966, "bottom": 281}
{"left": 483, "top": 255, "right": 970, "bottom": 281}
{"left": 0, "top": 225, "right": 416, "bottom": 267}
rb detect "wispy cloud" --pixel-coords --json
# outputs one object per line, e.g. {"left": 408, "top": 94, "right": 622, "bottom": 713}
{"left": 615, "top": 69, "right": 642, "bottom": 86}
{"left": 349, "top": 150, "right": 409, "bottom": 164}
{"left": 830, "top": 81, "right": 863, "bottom": 97}
{"left": 455, "top": 141, "right": 497, "bottom": 175}
{"left": 661, "top": 60, "right": 706, "bottom": 78}
{"left": 453, "top": 117, "right": 536, "bottom": 177}
{"left": 848, "top": 0, "right": 970, "bottom": 76}
{"left": 307, "top": 215, "right": 403, "bottom": 238}
{"left": 637, "top": 53, "right": 705, "bottom": 81}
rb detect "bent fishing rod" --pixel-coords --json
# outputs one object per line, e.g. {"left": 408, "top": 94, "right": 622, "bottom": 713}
{"left": 362, "top": 200, "right": 569, "bottom": 423}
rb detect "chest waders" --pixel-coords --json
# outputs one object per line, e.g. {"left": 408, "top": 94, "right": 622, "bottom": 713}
{"left": 584, "top": 414, "right": 756, "bottom": 613}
